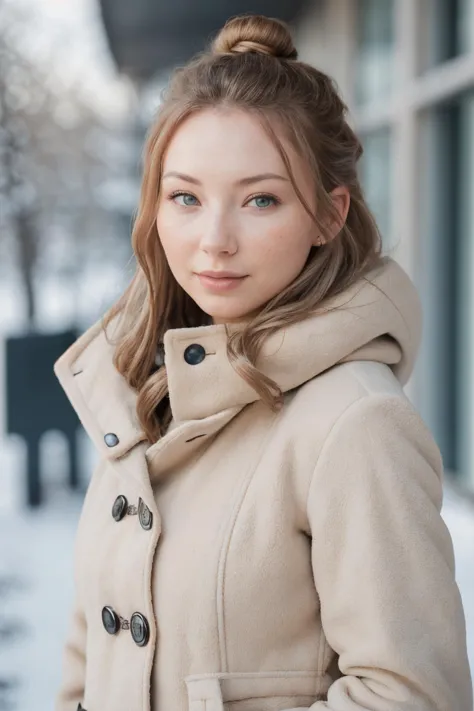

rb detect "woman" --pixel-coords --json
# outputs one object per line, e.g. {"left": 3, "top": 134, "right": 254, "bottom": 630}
{"left": 54, "top": 14, "right": 472, "bottom": 711}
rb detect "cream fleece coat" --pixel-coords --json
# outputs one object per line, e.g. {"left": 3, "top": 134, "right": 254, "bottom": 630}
{"left": 54, "top": 257, "right": 473, "bottom": 711}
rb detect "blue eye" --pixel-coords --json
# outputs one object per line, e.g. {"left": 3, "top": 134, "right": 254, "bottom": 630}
{"left": 170, "top": 192, "right": 199, "bottom": 206}
{"left": 247, "top": 194, "right": 278, "bottom": 209}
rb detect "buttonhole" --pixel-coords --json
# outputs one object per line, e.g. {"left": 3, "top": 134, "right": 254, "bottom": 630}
{"left": 185, "top": 434, "right": 207, "bottom": 443}
{"left": 72, "top": 370, "right": 83, "bottom": 376}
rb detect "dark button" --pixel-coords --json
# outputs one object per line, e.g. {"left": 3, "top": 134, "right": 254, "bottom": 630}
{"left": 104, "top": 433, "right": 119, "bottom": 448}
{"left": 130, "top": 612, "right": 150, "bottom": 647}
{"left": 77, "top": 705, "right": 86, "bottom": 711}
{"left": 183, "top": 343, "right": 206, "bottom": 365}
{"left": 102, "top": 606, "right": 120, "bottom": 635}
{"left": 138, "top": 497, "right": 153, "bottom": 531}
{"left": 112, "top": 495, "right": 128, "bottom": 522}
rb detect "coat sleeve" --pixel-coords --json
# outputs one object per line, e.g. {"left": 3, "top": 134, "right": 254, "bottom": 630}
{"left": 55, "top": 460, "right": 105, "bottom": 711}
{"left": 54, "top": 598, "right": 87, "bottom": 711}
{"left": 303, "top": 394, "right": 473, "bottom": 711}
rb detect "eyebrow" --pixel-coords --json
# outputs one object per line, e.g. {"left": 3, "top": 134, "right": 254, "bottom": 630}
{"left": 162, "top": 171, "right": 290, "bottom": 186}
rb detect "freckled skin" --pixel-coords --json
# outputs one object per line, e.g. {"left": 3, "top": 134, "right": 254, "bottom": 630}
{"left": 156, "top": 107, "right": 349, "bottom": 324}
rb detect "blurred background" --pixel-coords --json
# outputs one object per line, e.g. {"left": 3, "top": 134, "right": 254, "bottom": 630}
{"left": 0, "top": 0, "right": 473, "bottom": 708}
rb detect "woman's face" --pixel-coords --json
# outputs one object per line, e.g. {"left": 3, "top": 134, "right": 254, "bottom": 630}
{"left": 156, "top": 107, "right": 321, "bottom": 324}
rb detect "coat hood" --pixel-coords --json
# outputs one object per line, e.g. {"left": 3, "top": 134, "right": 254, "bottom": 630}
{"left": 54, "top": 257, "right": 422, "bottom": 460}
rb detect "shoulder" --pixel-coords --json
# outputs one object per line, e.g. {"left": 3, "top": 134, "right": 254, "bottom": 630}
{"left": 286, "top": 359, "right": 407, "bottom": 437}
{"left": 282, "top": 361, "right": 441, "bottom": 477}
{"left": 305, "top": 364, "right": 443, "bottom": 501}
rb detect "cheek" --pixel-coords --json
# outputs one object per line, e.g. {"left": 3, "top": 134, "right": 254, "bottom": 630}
{"left": 256, "top": 218, "right": 313, "bottom": 265}
{"left": 156, "top": 212, "right": 189, "bottom": 267}
{"left": 156, "top": 201, "right": 177, "bottom": 238}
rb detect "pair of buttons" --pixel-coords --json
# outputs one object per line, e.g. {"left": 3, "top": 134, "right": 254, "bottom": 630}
{"left": 103, "top": 343, "right": 204, "bottom": 451}
{"left": 112, "top": 495, "right": 153, "bottom": 530}
{"left": 101, "top": 345, "right": 205, "bottom": 416}
{"left": 101, "top": 606, "right": 150, "bottom": 647}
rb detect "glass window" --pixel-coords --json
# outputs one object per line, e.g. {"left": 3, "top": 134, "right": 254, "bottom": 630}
{"left": 355, "top": 0, "right": 395, "bottom": 106}
{"left": 458, "top": 0, "right": 474, "bottom": 54}
{"left": 418, "top": 0, "right": 474, "bottom": 73}
{"left": 359, "top": 128, "right": 394, "bottom": 250}
{"left": 417, "top": 93, "right": 474, "bottom": 492}
{"left": 416, "top": 104, "right": 459, "bottom": 473}
{"left": 455, "top": 91, "right": 474, "bottom": 491}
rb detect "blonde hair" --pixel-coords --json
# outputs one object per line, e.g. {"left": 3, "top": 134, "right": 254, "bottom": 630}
{"left": 104, "top": 14, "right": 382, "bottom": 442}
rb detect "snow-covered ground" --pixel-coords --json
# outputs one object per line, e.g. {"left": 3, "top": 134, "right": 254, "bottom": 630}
{"left": 0, "top": 463, "right": 473, "bottom": 711}
{"left": 0, "top": 491, "right": 81, "bottom": 711}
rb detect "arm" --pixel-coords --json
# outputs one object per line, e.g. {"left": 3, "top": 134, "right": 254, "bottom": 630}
{"left": 55, "top": 600, "right": 87, "bottom": 711}
{"left": 55, "top": 460, "right": 105, "bottom": 711}
{"left": 304, "top": 395, "right": 473, "bottom": 711}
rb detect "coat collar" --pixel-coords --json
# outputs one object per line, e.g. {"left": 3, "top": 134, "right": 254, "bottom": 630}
{"left": 54, "top": 257, "right": 421, "bottom": 461}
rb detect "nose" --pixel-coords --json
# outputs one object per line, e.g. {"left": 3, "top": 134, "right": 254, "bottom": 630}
{"left": 199, "top": 209, "right": 238, "bottom": 256}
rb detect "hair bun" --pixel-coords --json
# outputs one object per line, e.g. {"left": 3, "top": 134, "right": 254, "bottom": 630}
{"left": 212, "top": 14, "right": 298, "bottom": 60}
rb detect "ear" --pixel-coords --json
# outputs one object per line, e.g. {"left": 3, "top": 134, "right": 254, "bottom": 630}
{"left": 329, "top": 186, "right": 351, "bottom": 235}
{"left": 312, "top": 186, "right": 351, "bottom": 246}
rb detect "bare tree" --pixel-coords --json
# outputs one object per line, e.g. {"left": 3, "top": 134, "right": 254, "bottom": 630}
{"left": 0, "top": 1, "right": 135, "bottom": 329}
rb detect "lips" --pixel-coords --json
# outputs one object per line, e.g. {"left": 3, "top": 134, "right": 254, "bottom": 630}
{"left": 197, "top": 272, "right": 246, "bottom": 279}
{"left": 196, "top": 273, "right": 247, "bottom": 292}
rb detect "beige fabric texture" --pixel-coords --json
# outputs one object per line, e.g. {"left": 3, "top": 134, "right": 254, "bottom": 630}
{"left": 54, "top": 257, "right": 473, "bottom": 711}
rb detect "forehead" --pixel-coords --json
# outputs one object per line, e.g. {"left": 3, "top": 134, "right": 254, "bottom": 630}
{"left": 161, "top": 107, "right": 300, "bottom": 179}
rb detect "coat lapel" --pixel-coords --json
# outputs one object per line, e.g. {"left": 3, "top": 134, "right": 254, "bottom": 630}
{"left": 54, "top": 318, "right": 246, "bottom": 487}
{"left": 54, "top": 257, "right": 420, "bottom": 484}
{"left": 54, "top": 318, "right": 147, "bottom": 461}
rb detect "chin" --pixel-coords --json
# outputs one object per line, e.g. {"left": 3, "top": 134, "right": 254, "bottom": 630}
{"left": 207, "top": 311, "right": 250, "bottom": 325}
{"left": 187, "top": 285, "right": 265, "bottom": 324}
{"left": 196, "top": 300, "right": 254, "bottom": 325}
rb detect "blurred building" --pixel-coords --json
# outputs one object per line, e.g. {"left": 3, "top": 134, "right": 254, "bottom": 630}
{"left": 97, "top": 0, "right": 474, "bottom": 497}
{"left": 297, "top": 0, "right": 474, "bottom": 497}
{"left": 2, "top": 0, "right": 473, "bottom": 500}
{"left": 98, "top": 0, "right": 312, "bottom": 81}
